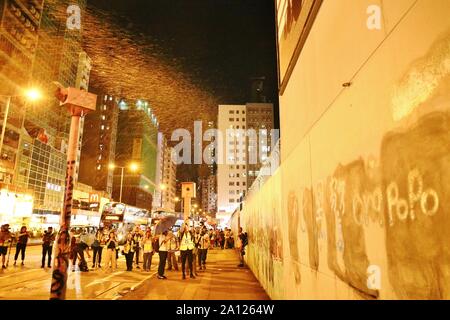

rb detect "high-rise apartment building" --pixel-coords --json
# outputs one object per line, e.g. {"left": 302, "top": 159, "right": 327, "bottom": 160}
{"left": 217, "top": 104, "right": 248, "bottom": 220}
{"left": 161, "top": 144, "right": 177, "bottom": 211}
{"left": 246, "top": 103, "right": 275, "bottom": 188}
{"left": 113, "top": 99, "right": 158, "bottom": 210}
{"left": 79, "top": 94, "right": 119, "bottom": 196}
{"left": 12, "top": 0, "right": 87, "bottom": 218}
{"left": 0, "top": 0, "right": 44, "bottom": 185}
{"left": 216, "top": 103, "right": 274, "bottom": 221}
{"left": 200, "top": 175, "right": 216, "bottom": 216}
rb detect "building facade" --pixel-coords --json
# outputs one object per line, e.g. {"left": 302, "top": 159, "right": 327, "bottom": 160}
{"left": 161, "top": 144, "right": 177, "bottom": 211}
{"left": 216, "top": 103, "right": 274, "bottom": 221}
{"left": 78, "top": 93, "right": 119, "bottom": 196}
{"left": 112, "top": 99, "right": 158, "bottom": 211}
{"left": 0, "top": 0, "right": 44, "bottom": 187}
{"left": 11, "top": 0, "right": 87, "bottom": 221}
{"left": 246, "top": 103, "right": 274, "bottom": 188}
{"left": 200, "top": 174, "right": 216, "bottom": 216}
{"left": 217, "top": 104, "right": 248, "bottom": 221}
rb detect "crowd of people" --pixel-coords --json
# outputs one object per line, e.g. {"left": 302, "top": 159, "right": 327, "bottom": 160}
{"left": 0, "top": 222, "right": 248, "bottom": 278}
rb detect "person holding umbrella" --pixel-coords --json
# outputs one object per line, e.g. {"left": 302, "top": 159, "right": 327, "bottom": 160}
{"left": 0, "top": 224, "right": 12, "bottom": 269}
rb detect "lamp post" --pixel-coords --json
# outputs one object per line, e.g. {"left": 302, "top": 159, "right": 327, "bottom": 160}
{"left": 109, "top": 162, "right": 139, "bottom": 203}
{"left": 50, "top": 87, "right": 97, "bottom": 300}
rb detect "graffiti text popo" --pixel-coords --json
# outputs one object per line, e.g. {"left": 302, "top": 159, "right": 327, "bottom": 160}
{"left": 351, "top": 168, "right": 439, "bottom": 227}
{"left": 386, "top": 168, "right": 439, "bottom": 225}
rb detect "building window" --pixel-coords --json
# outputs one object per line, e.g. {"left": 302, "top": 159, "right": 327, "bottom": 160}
{"left": 229, "top": 118, "right": 234, "bottom": 122}
{"left": 229, "top": 182, "right": 235, "bottom": 186}
{"left": 229, "top": 110, "right": 234, "bottom": 114}
{"left": 229, "top": 199, "right": 235, "bottom": 203}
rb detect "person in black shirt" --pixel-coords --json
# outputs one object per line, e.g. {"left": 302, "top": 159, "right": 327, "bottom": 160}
{"left": 41, "top": 227, "right": 55, "bottom": 268}
{"left": 14, "top": 226, "right": 30, "bottom": 266}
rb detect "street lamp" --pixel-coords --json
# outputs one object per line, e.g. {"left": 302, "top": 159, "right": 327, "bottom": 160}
{"left": 109, "top": 162, "right": 139, "bottom": 203}
{"left": 0, "top": 88, "right": 42, "bottom": 156}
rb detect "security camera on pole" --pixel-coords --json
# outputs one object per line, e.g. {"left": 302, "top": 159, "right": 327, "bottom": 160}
{"left": 49, "top": 84, "right": 97, "bottom": 300}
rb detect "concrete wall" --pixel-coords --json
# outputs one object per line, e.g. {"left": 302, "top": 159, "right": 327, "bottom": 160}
{"left": 236, "top": 0, "right": 450, "bottom": 299}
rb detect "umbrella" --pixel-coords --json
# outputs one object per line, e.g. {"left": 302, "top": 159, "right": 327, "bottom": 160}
{"left": 154, "top": 216, "right": 178, "bottom": 234}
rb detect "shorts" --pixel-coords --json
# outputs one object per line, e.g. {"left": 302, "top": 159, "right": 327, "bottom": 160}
{"left": 0, "top": 246, "right": 7, "bottom": 255}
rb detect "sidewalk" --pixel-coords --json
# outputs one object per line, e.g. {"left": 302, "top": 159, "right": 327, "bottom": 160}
{"left": 122, "top": 249, "right": 270, "bottom": 300}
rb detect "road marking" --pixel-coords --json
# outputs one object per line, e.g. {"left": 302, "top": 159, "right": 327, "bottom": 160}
{"left": 0, "top": 269, "right": 40, "bottom": 279}
{"left": 86, "top": 271, "right": 125, "bottom": 287}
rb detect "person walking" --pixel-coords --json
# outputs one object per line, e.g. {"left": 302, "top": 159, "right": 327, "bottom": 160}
{"left": 69, "top": 236, "right": 78, "bottom": 271}
{"left": 14, "top": 226, "right": 30, "bottom": 266}
{"left": 142, "top": 230, "right": 153, "bottom": 272}
{"left": 219, "top": 229, "right": 225, "bottom": 249}
{"left": 237, "top": 227, "right": 248, "bottom": 267}
{"left": 123, "top": 233, "right": 135, "bottom": 272}
{"left": 104, "top": 232, "right": 118, "bottom": 272}
{"left": 198, "top": 228, "right": 210, "bottom": 270}
{"left": 41, "top": 227, "right": 55, "bottom": 268}
{"left": 192, "top": 227, "right": 201, "bottom": 276}
{"left": 166, "top": 230, "right": 179, "bottom": 271}
{"left": 179, "top": 221, "right": 195, "bottom": 279}
{"left": 132, "top": 226, "right": 143, "bottom": 269}
{"left": 157, "top": 230, "right": 169, "bottom": 279}
{"left": 91, "top": 229, "right": 104, "bottom": 269}
{"left": 0, "top": 224, "right": 12, "bottom": 269}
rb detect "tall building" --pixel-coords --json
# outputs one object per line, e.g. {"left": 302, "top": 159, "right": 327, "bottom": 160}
{"left": 161, "top": 144, "right": 177, "bottom": 211}
{"left": 78, "top": 93, "right": 119, "bottom": 196}
{"left": 113, "top": 99, "right": 158, "bottom": 210}
{"left": 0, "top": 0, "right": 44, "bottom": 186}
{"left": 216, "top": 103, "right": 274, "bottom": 221}
{"left": 74, "top": 51, "right": 92, "bottom": 183}
{"left": 217, "top": 104, "right": 248, "bottom": 220}
{"left": 246, "top": 103, "right": 274, "bottom": 188}
{"left": 13, "top": 0, "right": 87, "bottom": 220}
{"left": 152, "top": 132, "right": 164, "bottom": 210}
{"left": 200, "top": 175, "right": 216, "bottom": 216}
{"left": 0, "top": 0, "right": 43, "bottom": 95}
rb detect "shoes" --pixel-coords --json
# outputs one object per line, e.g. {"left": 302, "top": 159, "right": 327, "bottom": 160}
{"left": 47, "top": 265, "right": 51, "bottom": 268}
{"left": 13, "top": 261, "right": 16, "bottom": 266}
{"left": 136, "top": 265, "right": 140, "bottom": 269}
{"left": 238, "top": 264, "right": 244, "bottom": 267}
{"left": 98, "top": 264, "right": 102, "bottom": 268}
{"left": 182, "top": 274, "right": 186, "bottom": 280}
{"left": 21, "top": 262, "right": 24, "bottom": 266}
{"left": 2, "top": 265, "right": 6, "bottom": 269}
{"left": 190, "top": 274, "right": 196, "bottom": 279}
{"left": 92, "top": 264, "right": 95, "bottom": 268}
{"left": 41, "top": 265, "right": 44, "bottom": 268}
{"left": 157, "top": 275, "right": 166, "bottom": 279}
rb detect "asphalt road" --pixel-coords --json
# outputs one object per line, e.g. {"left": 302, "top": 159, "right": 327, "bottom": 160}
{"left": 0, "top": 245, "right": 158, "bottom": 300}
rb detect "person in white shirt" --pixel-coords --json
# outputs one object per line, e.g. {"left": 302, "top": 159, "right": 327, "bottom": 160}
{"left": 157, "top": 230, "right": 169, "bottom": 279}
{"left": 179, "top": 221, "right": 196, "bottom": 279}
{"left": 142, "top": 230, "right": 154, "bottom": 272}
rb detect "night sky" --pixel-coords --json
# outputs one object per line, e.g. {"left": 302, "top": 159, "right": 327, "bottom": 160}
{"left": 88, "top": 0, "right": 279, "bottom": 111}
{"left": 86, "top": 0, "right": 279, "bottom": 183}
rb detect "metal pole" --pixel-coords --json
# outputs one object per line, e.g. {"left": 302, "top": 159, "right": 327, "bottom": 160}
{"left": 50, "top": 115, "right": 81, "bottom": 300}
{"left": 119, "top": 167, "right": 124, "bottom": 203}
{"left": 0, "top": 96, "right": 11, "bottom": 156}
